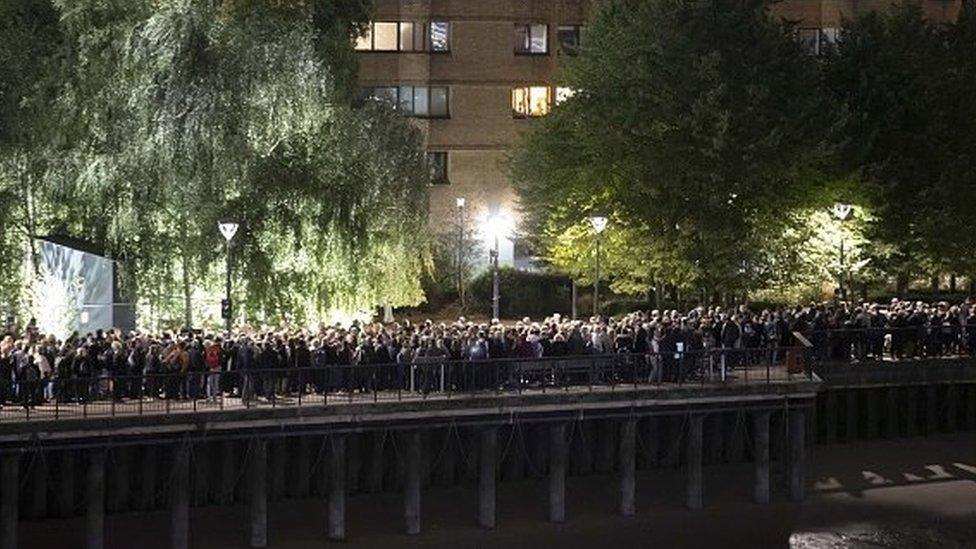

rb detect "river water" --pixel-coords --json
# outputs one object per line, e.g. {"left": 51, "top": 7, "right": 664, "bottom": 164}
{"left": 21, "top": 433, "right": 976, "bottom": 548}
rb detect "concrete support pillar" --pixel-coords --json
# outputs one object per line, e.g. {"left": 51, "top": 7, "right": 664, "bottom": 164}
{"left": 884, "top": 386, "right": 900, "bottom": 439}
{"left": 249, "top": 439, "right": 268, "bottom": 549}
{"left": 686, "top": 415, "right": 704, "bottom": 510}
{"left": 404, "top": 431, "right": 422, "bottom": 535}
{"left": 30, "top": 452, "right": 47, "bottom": 519}
{"left": 1, "top": 454, "right": 17, "bottom": 549}
{"left": 845, "top": 389, "right": 858, "bottom": 441}
{"left": 328, "top": 434, "right": 347, "bottom": 542}
{"left": 789, "top": 409, "right": 806, "bottom": 502}
{"left": 619, "top": 418, "right": 637, "bottom": 517}
{"left": 548, "top": 422, "right": 567, "bottom": 523}
{"left": 925, "top": 385, "right": 939, "bottom": 434}
{"left": 824, "top": 390, "right": 838, "bottom": 444}
{"left": 85, "top": 449, "right": 106, "bottom": 549}
{"left": 59, "top": 450, "right": 75, "bottom": 518}
{"left": 219, "top": 440, "right": 237, "bottom": 505}
{"left": 478, "top": 426, "right": 498, "bottom": 529}
{"left": 170, "top": 443, "right": 190, "bottom": 549}
{"left": 752, "top": 411, "right": 771, "bottom": 504}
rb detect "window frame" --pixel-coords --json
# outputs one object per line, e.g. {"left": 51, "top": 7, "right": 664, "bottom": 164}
{"left": 512, "top": 85, "right": 553, "bottom": 118}
{"left": 557, "top": 25, "right": 582, "bottom": 56}
{"left": 360, "top": 85, "right": 450, "bottom": 118}
{"left": 514, "top": 23, "right": 549, "bottom": 55}
{"left": 427, "top": 152, "right": 450, "bottom": 186}
{"left": 356, "top": 20, "right": 452, "bottom": 53}
{"left": 428, "top": 21, "right": 451, "bottom": 53}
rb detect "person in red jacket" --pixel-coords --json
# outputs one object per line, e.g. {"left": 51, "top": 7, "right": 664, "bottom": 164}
{"left": 204, "top": 339, "right": 222, "bottom": 402}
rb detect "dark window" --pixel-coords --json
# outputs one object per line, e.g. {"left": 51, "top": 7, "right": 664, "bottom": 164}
{"left": 427, "top": 152, "right": 449, "bottom": 185}
{"left": 797, "top": 28, "right": 820, "bottom": 55}
{"left": 558, "top": 25, "right": 582, "bottom": 55}
{"left": 515, "top": 24, "right": 548, "bottom": 55}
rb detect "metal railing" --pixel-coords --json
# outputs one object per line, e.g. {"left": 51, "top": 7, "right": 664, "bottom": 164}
{"left": 0, "top": 346, "right": 812, "bottom": 422}
{"left": 804, "top": 325, "right": 976, "bottom": 362}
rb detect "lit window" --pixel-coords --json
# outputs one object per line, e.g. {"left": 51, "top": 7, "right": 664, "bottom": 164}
{"left": 429, "top": 21, "right": 450, "bottom": 52}
{"left": 558, "top": 25, "right": 582, "bottom": 56}
{"left": 555, "top": 87, "right": 575, "bottom": 105}
{"left": 373, "top": 22, "right": 399, "bottom": 51}
{"left": 399, "top": 22, "right": 416, "bottom": 51}
{"left": 355, "top": 26, "right": 372, "bottom": 51}
{"left": 821, "top": 27, "right": 839, "bottom": 50}
{"left": 427, "top": 152, "right": 449, "bottom": 185}
{"left": 512, "top": 86, "right": 552, "bottom": 117}
{"left": 357, "top": 21, "right": 427, "bottom": 52}
{"left": 797, "top": 28, "right": 820, "bottom": 55}
{"left": 515, "top": 24, "right": 548, "bottom": 54}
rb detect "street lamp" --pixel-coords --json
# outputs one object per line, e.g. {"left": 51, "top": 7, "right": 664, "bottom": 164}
{"left": 484, "top": 211, "right": 513, "bottom": 320}
{"left": 589, "top": 214, "right": 609, "bottom": 316}
{"left": 218, "top": 220, "right": 239, "bottom": 333}
{"left": 456, "top": 198, "right": 466, "bottom": 310}
{"left": 831, "top": 203, "right": 852, "bottom": 301}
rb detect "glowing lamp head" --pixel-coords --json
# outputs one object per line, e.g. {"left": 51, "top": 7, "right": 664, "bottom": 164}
{"left": 589, "top": 215, "right": 609, "bottom": 234}
{"left": 831, "top": 203, "right": 853, "bottom": 221}
{"left": 456, "top": 197, "right": 466, "bottom": 208}
{"left": 483, "top": 211, "right": 514, "bottom": 241}
{"left": 218, "top": 221, "right": 240, "bottom": 242}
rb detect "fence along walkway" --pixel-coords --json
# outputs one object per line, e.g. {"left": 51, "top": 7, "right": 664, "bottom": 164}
{"left": 0, "top": 346, "right": 813, "bottom": 423}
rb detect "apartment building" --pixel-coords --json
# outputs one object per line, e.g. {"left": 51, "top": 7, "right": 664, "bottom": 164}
{"left": 355, "top": 0, "right": 963, "bottom": 266}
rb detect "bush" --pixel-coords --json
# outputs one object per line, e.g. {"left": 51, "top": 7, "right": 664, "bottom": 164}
{"left": 468, "top": 267, "right": 572, "bottom": 318}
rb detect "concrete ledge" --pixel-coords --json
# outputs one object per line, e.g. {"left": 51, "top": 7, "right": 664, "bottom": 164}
{"left": 0, "top": 378, "right": 820, "bottom": 450}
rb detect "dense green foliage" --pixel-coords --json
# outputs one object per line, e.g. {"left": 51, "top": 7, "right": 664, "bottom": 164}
{"left": 512, "top": 0, "right": 976, "bottom": 302}
{"left": 824, "top": 2, "right": 976, "bottom": 282}
{"left": 0, "top": 0, "right": 432, "bottom": 328}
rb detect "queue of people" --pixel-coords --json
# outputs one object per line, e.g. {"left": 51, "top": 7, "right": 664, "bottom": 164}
{"left": 0, "top": 297, "right": 973, "bottom": 409}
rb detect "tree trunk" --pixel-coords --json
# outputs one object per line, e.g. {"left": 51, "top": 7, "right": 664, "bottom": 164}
{"left": 182, "top": 253, "right": 192, "bottom": 329}
{"left": 930, "top": 276, "right": 939, "bottom": 293}
{"left": 949, "top": 274, "right": 957, "bottom": 293}
{"left": 896, "top": 274, "right": 909, "bottom": 298}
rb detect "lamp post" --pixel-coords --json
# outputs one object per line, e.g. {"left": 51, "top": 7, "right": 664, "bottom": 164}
{"left": 456, "top": 197, "right": 466, "bottom": 310}
{"left": 218, "top": 220, "right": 240, "bottom": 334}
{"left": 484, "top": 212, "right": 511, "bottom": 321}
{"left": 590, "top": 214, "right": 609, "bottom": 317}
{"left": 831, "top": 203, "right": 852, "bottom": 301}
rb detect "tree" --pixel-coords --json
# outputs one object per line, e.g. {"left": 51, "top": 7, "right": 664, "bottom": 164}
{"left": 824, "top": 1, "right": 976, "bottom": 286}
{"left": 0, "top": 0, "right": 433, "bottom": 328}
{"left": 511, "top": 0, "right": 834, "bottom": 301}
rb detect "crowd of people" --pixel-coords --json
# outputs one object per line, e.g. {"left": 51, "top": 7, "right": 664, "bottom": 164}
{"left": 1, "top": 297, "right": 974, "bottom": 408}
